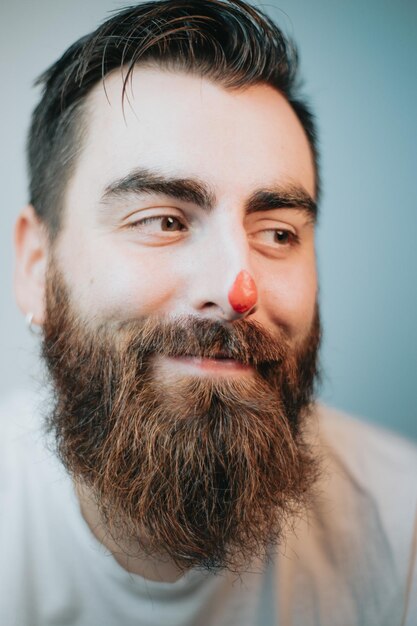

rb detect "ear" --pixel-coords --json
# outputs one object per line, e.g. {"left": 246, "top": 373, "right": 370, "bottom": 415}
{"left": 14, "top": 205, "right": 49, "bottom": 326}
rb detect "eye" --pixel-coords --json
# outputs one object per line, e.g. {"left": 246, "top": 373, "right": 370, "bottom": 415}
{"left": 273, "top": 229, "right": 298, "bottom": 245}
{"left": 252, "top": 228, "right": 300, "bottom": 247}
{"left": 129, "top": 215, "right": 187, "bottom": 233}
{"left": 159, "top": 216, "right": 185, "bottom": 232}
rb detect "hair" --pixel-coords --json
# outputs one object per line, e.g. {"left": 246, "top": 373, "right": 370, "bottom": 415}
{"left": 27, "top": 0, "right": 319, "bottom": 237}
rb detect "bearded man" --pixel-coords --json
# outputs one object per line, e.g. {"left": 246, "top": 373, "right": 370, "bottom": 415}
{"left": 2, "top": 1, "right": 417, "bottom": 625}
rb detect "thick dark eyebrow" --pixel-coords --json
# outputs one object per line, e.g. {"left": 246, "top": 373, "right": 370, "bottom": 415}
{"left": 102, "top": 167, "right": 216, "bottom": 213}
{"left": 101, "top": 167, "right": 317, "bottom": 222}
{"left": 244, "top": 188, "right": 317, "bottom": 222}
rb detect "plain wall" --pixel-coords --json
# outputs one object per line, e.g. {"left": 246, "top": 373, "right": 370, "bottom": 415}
{"left": 1, "top": 0, "right": 416, "bottom": 439}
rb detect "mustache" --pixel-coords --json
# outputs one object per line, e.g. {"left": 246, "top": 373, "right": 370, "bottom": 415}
{"left": 110, "top": 314, "right": 291, "bottom": 366}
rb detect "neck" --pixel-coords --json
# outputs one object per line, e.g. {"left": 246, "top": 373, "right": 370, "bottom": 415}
{"left": 74, "top": 482, "right": 185, "bottom": 583}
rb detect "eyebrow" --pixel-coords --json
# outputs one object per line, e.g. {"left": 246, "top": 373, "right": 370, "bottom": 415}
{"left": 100, "top": 167, "right": 317, "bottom": 222}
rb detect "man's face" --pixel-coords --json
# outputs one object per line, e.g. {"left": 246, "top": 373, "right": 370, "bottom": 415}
{"left": 41, "top": 67, "right": 320, "bottom": 573}
{"left": 54, "top": 67, "right": 317, "bottom": 342}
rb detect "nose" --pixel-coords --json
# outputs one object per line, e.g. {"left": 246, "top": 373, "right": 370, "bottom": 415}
{"left": 188, "top": 224, "right": 258, "bottom": 322}
{"left": 228, "top": 270, "right": 258, "bottom": 314}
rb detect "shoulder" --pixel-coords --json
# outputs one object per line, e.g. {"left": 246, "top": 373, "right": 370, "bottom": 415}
{"left": 0, "top": 386, "right": 46, "bottom": 440}
{"left": 276, "top": 407, "right": 417, "bottom": 622}
{"left": 310, "top": 403, "right": 417, "bottom": 572}
{"left": 314, "top": 403, "right": 417, "bottom": 485}
{"left": 0, "top": 387, "right": 56, "bottom": 485}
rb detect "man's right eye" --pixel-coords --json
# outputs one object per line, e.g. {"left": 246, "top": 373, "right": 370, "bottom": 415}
{"left": 129, "top": 215, "right": 187, "bottom": 232}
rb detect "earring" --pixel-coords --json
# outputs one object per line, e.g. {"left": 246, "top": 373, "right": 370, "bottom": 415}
{"left": 25, "top": 312, "right": 38, "bottom": 335}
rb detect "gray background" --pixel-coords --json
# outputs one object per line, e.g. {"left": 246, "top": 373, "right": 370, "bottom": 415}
{"left": 1, "top": 0, "right": 416, "bottom": 439}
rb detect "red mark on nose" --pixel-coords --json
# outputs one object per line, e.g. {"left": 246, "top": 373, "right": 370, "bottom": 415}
{"left": 228, "top": 270, "right": 257, "bottom": 314}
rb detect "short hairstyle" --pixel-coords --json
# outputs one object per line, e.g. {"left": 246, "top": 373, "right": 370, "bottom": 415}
{"left": 27, "top": 0, "right": 319, "bottom": 237}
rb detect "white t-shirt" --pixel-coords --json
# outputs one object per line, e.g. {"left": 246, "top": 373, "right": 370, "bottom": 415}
{"left": 0, "top": 389, "right": 416, "bottom": 626}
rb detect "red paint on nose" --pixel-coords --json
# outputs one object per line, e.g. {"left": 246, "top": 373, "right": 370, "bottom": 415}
{"left": 228, "top": 270, "right": 257, "bottom": 314}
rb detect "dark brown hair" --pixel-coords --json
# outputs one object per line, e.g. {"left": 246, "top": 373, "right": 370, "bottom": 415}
{"left": 27, "top": 0, "right": 319, "bottom": 236}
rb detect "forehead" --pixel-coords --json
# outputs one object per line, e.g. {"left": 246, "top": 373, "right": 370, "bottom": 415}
{"left": 68, "top": 66, "right": 315, "bottom": 209}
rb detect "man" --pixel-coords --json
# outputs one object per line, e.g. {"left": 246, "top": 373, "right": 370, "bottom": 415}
{"left": 1, "top": 0, "right": 416, "bottom": 624}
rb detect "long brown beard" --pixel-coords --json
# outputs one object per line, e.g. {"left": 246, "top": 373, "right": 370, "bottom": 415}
{"left": 42, "top": 262, "right": 322, "bottom": 574}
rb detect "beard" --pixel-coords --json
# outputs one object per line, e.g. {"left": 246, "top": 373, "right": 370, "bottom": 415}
{"left": 42, "top": 262, "right": 322, "bottom": 575}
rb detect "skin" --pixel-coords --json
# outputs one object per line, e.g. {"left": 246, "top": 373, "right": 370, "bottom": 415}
{"left": 14, "top": 66, "right": 318, "bottom": 580}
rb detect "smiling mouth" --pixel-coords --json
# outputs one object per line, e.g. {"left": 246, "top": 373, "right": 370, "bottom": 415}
{"left": 163, "top": 354, "right": 252, "bottom": 374}
{"left": 182, "top": 351, "right": 233, "bottom": 360}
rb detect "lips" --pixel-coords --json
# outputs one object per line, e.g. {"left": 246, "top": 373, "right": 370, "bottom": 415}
{"left": 173, "top": 355, "right": 251, "bottom": 371}
{"left": 180, "top": 351, "right": 235, "bottom": 360}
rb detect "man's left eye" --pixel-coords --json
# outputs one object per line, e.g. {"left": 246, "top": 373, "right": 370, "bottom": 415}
{"left": 274, "top": 230, "right": 297, "bottom": 245}
{"left": 256, "top": 229, "right": 299, "bottom": 246}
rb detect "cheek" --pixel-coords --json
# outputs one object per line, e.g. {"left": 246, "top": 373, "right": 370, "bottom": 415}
{"left": 259, "top": 259, "right": 318, "bottom": 338}
{"left": 88, "top": 265, "right": 178, "bottom": 320}
{"left": 58, "top": 238, "right": 181, "bottom": 321}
